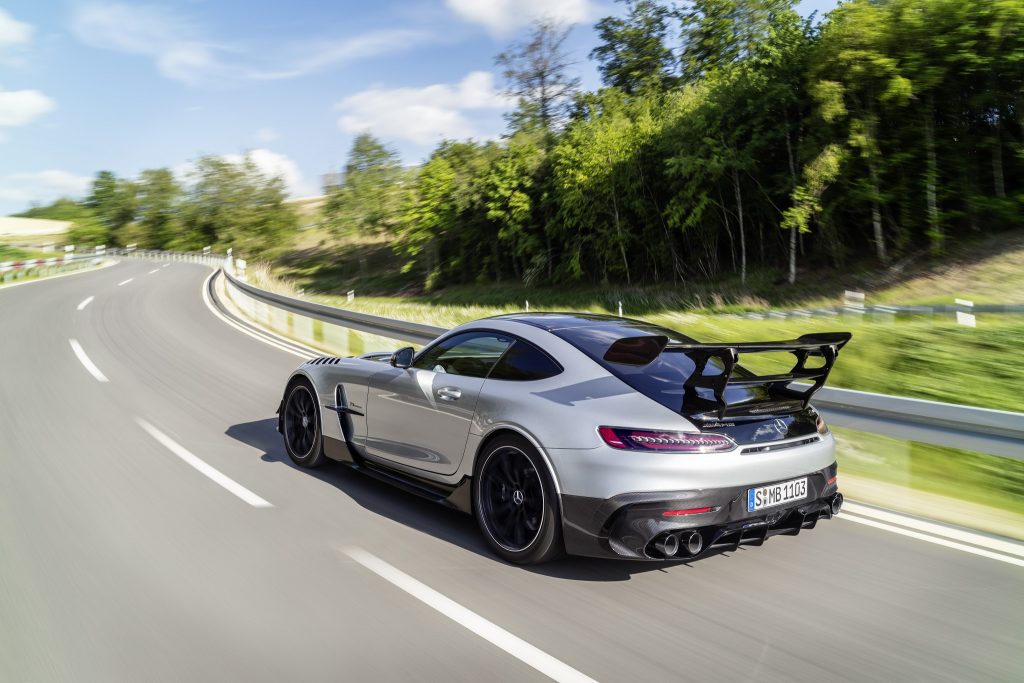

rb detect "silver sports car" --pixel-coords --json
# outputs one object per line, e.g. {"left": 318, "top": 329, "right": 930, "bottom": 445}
{"left": 277, "top": 313, "right": 851, "bottom": 564}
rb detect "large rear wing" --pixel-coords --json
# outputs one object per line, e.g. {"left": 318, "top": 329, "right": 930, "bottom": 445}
{"left": 603, "top": 332, "right": 852, "bottom": 419}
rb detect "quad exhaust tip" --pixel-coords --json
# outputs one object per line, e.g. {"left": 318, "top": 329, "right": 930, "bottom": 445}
{"left": 655, "top": 533, "right": 680, "bottom": 558}
{"left": 684, "top": 530, "right": 703, "bottom": 556}
{"left": 831, "top": 493, "right": 844, "bottom": 516}
{"left": 654, "top": 531, "right": 704, "bottom": 559}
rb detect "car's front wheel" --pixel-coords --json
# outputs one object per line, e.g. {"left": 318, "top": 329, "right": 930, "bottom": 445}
{"left": 473, "top": 434, "right": 563, "bottom": 564}
{"left": 282, "top": 379, "right": 326, "bottom": 468}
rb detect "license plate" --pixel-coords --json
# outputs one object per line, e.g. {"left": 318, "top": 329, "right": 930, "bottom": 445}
{"left": 747, "top": 477, "right": 808, "bottom": 512}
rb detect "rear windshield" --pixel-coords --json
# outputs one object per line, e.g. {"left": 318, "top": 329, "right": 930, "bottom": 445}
{"left": 552, "top": 323, "right": 708, "bottom": 412}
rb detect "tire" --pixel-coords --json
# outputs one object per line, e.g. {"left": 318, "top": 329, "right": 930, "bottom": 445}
{"left": 473, "top": 434, "right": 563, "bottom": 565}
{"left": 281, "top": 379, "right": 326, "bottom": 468}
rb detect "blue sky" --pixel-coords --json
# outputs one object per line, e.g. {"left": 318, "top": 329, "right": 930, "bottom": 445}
{"left": 0, "top": 0, "right": 838, "bottom": 215}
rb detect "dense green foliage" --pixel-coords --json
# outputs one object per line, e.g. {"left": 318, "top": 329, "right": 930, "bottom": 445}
{"left": 17, "top": 154, "right": 298, "bottom": 258}
{"left": 323, "top": 0, "right": 1024, "bottom": 291}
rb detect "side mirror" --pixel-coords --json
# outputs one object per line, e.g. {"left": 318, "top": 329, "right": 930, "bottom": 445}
{"left": 390, "top": 346, "right": 415, "bottom": 369}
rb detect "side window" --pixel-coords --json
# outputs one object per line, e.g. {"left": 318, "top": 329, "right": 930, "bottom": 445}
{"left": 488, "top": 340, "right": 563, "bottom": 381}
{"left": 412, "top": 332, "right": 513, "bottom": 378}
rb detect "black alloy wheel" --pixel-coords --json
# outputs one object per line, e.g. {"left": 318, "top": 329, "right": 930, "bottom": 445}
{"left": 283, "top": 381, "right": 325, "bottom": 467}
{"left": 474, "top": 434, "right": 562, "bottom": 564}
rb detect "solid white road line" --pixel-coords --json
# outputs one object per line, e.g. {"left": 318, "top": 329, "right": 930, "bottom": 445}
{"left": 69, "top": 338, "right": 109, "bottom": 382}
{"left": 342, "top": 547, "right": 598, "bottom": 683}
{"left": 135, "top": 418, "right": 273, "bottom": 508}
{"left": 77, "top": 295, "right": 94, "bottom": 311}
{"left": 148, "top": 268, "right": 159, "bottom": 274}
{"left": 200, "top": 270, "right": 314, "bottom": 359}
{"left": 117, "top": 278, "right": 133, "bottom": 286}
{"left": 839, "top": 514, "right": 1024, "bottom": 569}
{"left": 844, "top": 501, "right": 1024, "bottom": 558}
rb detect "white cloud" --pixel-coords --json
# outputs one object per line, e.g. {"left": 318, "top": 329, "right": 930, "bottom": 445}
{"left": 446, "top": 0, "right": 594, "bottom": 34}
{"left": 226, "top": 149, "right": 314, "bottom": 197}
{"left": 0, "top": 87, "right": 56, "bottom": 128}
{"left": 0, "top": 170, "right": 91, "bottom": 204}
{"left": 256, "top": 127, "right": 278, "bottom": 143}
{"left": 175, "top": 149, "right": 315, "bottom": 198}
{"left": 336, "top": 71, "right": 511, "bottom": 145}
{"left": 0, "top": 8, "right": 33, "bottom": 49}
{"left": 70, "top": 2, "right": 431, "bottom": 86}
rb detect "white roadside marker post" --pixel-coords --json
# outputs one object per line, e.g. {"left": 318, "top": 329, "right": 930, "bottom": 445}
{"left": 955, "top": 298, "right": 976, "bottom": 327}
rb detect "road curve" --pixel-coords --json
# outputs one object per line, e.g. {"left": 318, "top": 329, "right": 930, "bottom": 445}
{"left": 1, "top": 260, "right": 1021, "bottom": 682}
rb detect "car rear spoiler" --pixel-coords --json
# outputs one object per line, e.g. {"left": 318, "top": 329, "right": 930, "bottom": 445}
{"left": 603, "top": 332, "right": 852, "bottom": 419}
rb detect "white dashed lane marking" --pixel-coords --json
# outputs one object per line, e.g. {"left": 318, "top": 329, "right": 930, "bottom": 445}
{"left": 69, "top": 338, "right": 109, "bottom": 382}
{"left": 135, "top": 418, "right": 273, "bottom": 508}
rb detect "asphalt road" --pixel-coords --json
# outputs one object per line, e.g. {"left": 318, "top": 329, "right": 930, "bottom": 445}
{"left": 1, "top": 260, "right": 1021, "bottom": 683}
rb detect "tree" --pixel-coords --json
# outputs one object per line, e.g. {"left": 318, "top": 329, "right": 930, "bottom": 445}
{"left": 85, "top": 171, "right": 136, "bottom": 246}
{"left": 484, "top": 132, "right": 547, "bottom": 283}
{"left": 591, "top": 0, "right": 676, "bottom": 94}
{"left": 177, "top": 154, "right": 298, "bottom": 257}
{"left": 678, "top": 0, "right": 797, "bottom": 82}
{"left": 395, "top": 141, "right": 502, "bottom": 289}
{"left": 325, "top": 133, "right": 406, "bottom": 235}
{"left": 496, "top": 20, "right": 581, "bottom": 136}
{"left": 134, "top": 168, "right": 182, "bottom": 249}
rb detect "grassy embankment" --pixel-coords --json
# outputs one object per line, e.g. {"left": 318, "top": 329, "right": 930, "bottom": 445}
{"left": 254, "top": 229, "right": 1024, "bottom": 537}
{"left": 0, "top": 243, "right": 60, "bottom": 261}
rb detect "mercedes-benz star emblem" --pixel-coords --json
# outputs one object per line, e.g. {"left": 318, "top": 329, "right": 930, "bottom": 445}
{"left": 512, "top": 489, "right": 524, "bottom": 506}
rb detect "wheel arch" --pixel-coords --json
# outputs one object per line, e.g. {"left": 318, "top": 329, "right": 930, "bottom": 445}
{"left": 278, "top": 370, "right": 316, "bottom": 433}
{"left": 474, "top": 425, "right": 562, "bottom": 496}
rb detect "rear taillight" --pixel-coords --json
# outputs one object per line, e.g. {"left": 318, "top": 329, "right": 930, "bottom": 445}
{"left": 663, "top": 507, "right": 715, "bottom": 516}
{"left": 598, "top": 426, "right": 736, "bottom": 453}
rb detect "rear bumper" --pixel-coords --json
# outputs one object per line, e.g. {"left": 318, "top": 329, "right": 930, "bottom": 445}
{"left": 560, "top": 462, "right": 840, "bottom": 560}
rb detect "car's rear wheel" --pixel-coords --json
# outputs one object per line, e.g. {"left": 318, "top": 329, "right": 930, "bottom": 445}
{"left": 473, "top": 434, "right": 562, "bottom": 564}
{"left": 282, "top": 380, "right": 326, "bottom": 467}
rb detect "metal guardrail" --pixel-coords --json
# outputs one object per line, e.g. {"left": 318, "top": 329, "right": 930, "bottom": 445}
{"left": 107, "top": 248, "right": 224, "bottom": 268}
{"left": 0, "top": 253, "right": 100, "bottom": 283}
{"left": 733, "top": 303, "right": 1024, "bottom": 320}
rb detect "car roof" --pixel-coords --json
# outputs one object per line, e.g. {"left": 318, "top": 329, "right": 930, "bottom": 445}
{"left": 489, "top": 312, "right": 697, "bottom": 342}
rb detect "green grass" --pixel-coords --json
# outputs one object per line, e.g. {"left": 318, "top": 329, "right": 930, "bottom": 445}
{"left": 0, "top": 243, "right": 60, "bottom": 261}
{"left": 833, "top": 426, "right": 1024, "bottom": 539}
{"left": 834, "top": 427, "right": 1024, "bottom": 513}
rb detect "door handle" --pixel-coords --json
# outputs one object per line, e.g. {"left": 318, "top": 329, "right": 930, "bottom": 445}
{"left": 436, "top": 387, "right": 462, "bottom": 401}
